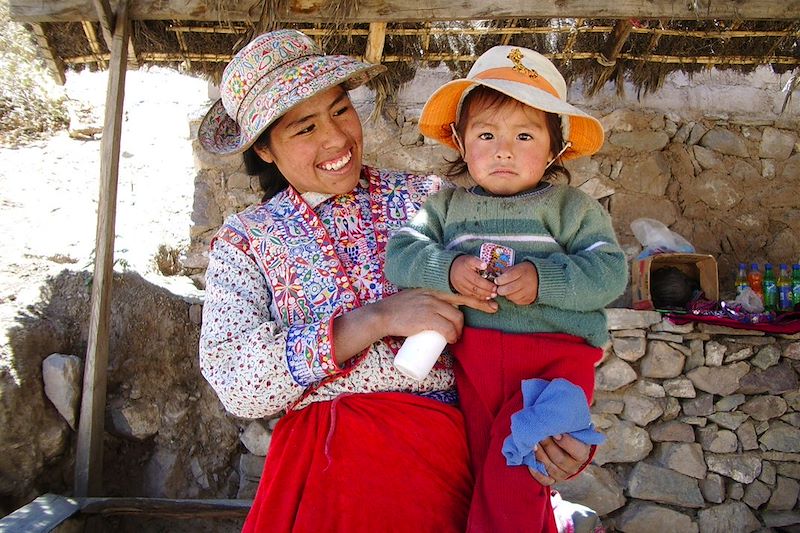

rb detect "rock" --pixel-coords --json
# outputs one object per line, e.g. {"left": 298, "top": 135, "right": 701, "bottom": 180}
{"left": 594, "top": 420, "right": 653, "bottom": 465}
{"left": 737, "top": 362, "right": 799, "bottom": 395}
{"left": 723, "top": 346, "right": 753, "bottom": 363}
{"left": 618, "top": 154, "right": 672, "bottom": 195}
{"left": 605, "top": 309, "right": 662, "bottom": 330}
{"left": 699, "top": 128, "right": 749, "bottom": 157}
{"left": 609, "top": 131, "right": 670, "bottom": 152}
{"left": 682, "top": 393, "right": 713, "bottom": 416}
{"left": 109, "top": 402, "right": 161, "bottom": 440}
{"left": 696, "top": 502, "right": 761, "bottom": 533}
{"left": 785, "top": 342, "right": 800, "bottom": 360}
{"left": 741, "top": 395, "right": 788, "bottom": 421}
{"left": 727, "top": 481, "right": 744, "bottom": 500}
{"left": 578, "top": 177, "right": 615, "bottom": 200}
{"left": 699, "top": 473, "right": 725, "bottom": 504}
{"left": 635, "top": 379, "right": 665, "bottom": 398}
{"left": 751, "top": 344, "right": 781, "bottom": 369}
{"left": 596, "top": 357, "right": 637, "bottom": 391}
{"left": 686, "top": 362, "right": 750, "bottom": 395}
{"left": 759, "top": 127, "right": 796, "bottom": 160}
{"left": 763, "top": 511, "right": 800, "bottom": 529}
{"left": 766, "top": 476, "right": 800, "bottom": 510}
{"left": 707, "top": 412, "right": 749, "bottom": 430}
{"left": 640, "top": 341, "right": 685, "bottom": 379}
{"left": 705, "top": 452, "right": 762, "bottom": 483}
{"left": 742, "top": 479, "right": 771, "bottom": 509}
{"left": 626, "top": 462, "right": 704, "bottom": 508}
{"left": 760, "top": 461, "right": 777, "bottom": 484}
{"left": 776, "top": 461, "right": 800, "bottom": 480}
{"left": 687, "top": 123, "right": 707, "bottom": 146}
{"left": 736, "top": 421, "right": 759, "bottom": 451}
{"left": 612, "top": 336, "right": 647, "bottom": 362}
{"left": 663, "top": 377, "right": 695, "bottom": 398}
{"left": 240, "top": 420, "right": 271, "bottom": 456}
{"left": 42, "top": 353, "right": 83, "bottom": 430}
{"left": 699, "top": 428, "right": 738, "bottom": 454}
{"left": 554, "top": 464, "right": 626, "bottom": 517}
{"left": 650, "top": 421, "right": 695, "bottom": 442}
{"left": 653, "top": 442, "right": 707, "bottom": 479}
{"left": 759, "top": 421, "right": 800, "bottom": 452}
{"left": 714, "top": 393, "right": 745, "bottom": 412}
{"left": 616, "top": 502, "right": 698, "bottom": 533}
{"left": 622, "top": 392, "right": 664, "bottom": 426}
{"left": 692, "top": 145, "right": 722, "bottom": 169}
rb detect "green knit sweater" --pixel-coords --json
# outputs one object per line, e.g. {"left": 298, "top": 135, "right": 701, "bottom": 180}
{"left": 385, "top": 182, "right": 628, "bottom": 347}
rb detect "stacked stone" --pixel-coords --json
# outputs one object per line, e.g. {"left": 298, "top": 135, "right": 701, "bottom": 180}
{"left": 555, "top": 308, "right": 800, "bottom": 532}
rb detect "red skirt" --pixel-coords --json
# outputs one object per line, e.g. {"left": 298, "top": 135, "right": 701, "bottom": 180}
{"left": 243, "top": 392, "right": 473, "bottom": 533}
{"left": 452, "top": 329, "right": 601, "bottom": 533}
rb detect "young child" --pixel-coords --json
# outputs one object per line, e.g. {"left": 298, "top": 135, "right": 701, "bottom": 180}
{"left": 385, "top": 46, "right": 628, "bottom": 533}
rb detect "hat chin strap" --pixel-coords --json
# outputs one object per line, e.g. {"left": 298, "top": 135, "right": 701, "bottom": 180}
{"left": 545, "top": 141, "right": 571, "bottom": 170}
{"left": 450, "top": 123, "right": 466, "bottom": 155}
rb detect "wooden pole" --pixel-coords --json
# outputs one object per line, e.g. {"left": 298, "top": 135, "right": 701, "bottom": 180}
{"left": 74, "top": 0, "right": 130, "bottom": 498}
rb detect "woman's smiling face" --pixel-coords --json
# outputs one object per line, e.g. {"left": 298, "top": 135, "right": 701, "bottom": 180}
{"left": 254, "top": 85, "right": 364, "bottom": 195}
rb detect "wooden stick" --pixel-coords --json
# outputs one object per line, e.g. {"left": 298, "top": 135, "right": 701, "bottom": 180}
{"left": 29, "top": 23, "right": 66, "bottom": 84}
{"left": 81, "top": 20, "right": 107, "bottom": 69}
{"left": 74, "top": 0, "right": 130, "bottom": 498}
{"left": 365, "top": 22, "right": 387, "bottom": 63}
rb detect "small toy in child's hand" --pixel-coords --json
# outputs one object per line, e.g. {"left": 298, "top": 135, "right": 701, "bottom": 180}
{"left": 479, "top": 243, "right": 515, "bottom": 281}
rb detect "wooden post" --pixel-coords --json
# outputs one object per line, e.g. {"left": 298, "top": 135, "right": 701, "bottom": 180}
{"left": 74, "top": 0, "right": 130, "bottom": 498}
{"left": 365, "top": 22, "right": 387, "bottom": 64}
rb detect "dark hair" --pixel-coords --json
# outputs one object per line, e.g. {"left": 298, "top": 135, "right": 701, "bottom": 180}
{"left": 445, "top": 86, "right": 570, "bottom": 182}
{"left": 244, "top": 126, "right": 289, "bottom": 201}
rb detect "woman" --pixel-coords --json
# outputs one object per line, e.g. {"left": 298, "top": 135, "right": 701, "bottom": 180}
{"left": 198, "top": 29, "right": 594, "bottom": 532}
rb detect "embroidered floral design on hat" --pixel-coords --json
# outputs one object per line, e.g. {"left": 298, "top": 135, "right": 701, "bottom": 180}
{"left": 198, "top": 29, "right": 385, "bottom": 155}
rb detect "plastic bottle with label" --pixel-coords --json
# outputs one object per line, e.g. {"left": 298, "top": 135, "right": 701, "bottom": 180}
{"left": 747, "top": 263, "right": 763, "bottom": 301}
{"left": 792, "top": 263, "right": 800, "bottom": 308}
{"left": 777, "top": 263, "right": 793, "bottom": 312}
{"left": 763, "top": 263, "right": 777, "bottom": 311}
{"left": 735, "top": 263, "right": 749, "bottom": 297}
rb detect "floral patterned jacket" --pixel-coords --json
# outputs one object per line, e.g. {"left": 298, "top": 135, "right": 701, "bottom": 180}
{"left": 199, "top": 166, "right": 457, "bottom": 418}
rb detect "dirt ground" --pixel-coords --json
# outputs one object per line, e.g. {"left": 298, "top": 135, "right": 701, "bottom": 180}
{"left": 0, "top": 67, "right": 209, "bottom": 358}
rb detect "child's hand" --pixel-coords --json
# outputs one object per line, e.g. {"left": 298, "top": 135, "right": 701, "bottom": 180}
{"left": 450, "top": 255, "right": 498, "bottom": 300}
{"left": 494, "top": 262, "right": 539, "bottom": 305}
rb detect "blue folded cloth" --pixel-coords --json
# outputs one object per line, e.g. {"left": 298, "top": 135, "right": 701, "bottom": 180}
{"left": 502, "top": 378, "right": 605, "bottom": 475}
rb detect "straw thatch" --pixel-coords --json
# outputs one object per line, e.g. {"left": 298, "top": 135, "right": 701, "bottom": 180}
{"left": 11, "top": 1, "right": 800, "bottom": 97}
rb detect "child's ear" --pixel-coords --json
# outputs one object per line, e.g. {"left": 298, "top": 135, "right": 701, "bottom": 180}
{"left": 253, "top": 143, "right": 274, "bottom": 164}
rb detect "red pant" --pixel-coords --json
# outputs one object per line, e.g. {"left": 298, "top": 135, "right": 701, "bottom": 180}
{"left": 243, "top": 392, "right": 472, "bottom": 533}
{"left": 451, "top": 328, "right": 601, "bottom": 533}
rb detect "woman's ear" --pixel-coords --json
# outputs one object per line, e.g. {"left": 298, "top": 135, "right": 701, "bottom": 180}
{"left": 253, "top": 143, "right": 274, "bottom": 164}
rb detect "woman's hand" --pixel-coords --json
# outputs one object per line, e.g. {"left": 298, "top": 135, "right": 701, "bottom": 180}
{"left": 332, "top": 288, "right": 496, "bottom": 364}
{"left": 526, "top": 434, "right": 591, "bottom": 486}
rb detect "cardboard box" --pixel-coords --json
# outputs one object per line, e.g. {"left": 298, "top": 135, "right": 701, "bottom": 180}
{"left": 631, "top": 253, "right": 719, "bottom": 311}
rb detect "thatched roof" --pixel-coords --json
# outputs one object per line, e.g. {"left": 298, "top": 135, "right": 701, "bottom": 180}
{"left": 10, "top": 1, "right": 800, "bottom": 95}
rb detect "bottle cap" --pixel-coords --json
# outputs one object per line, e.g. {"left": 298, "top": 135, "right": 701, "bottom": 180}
{"left": 751, "top": 263, "right": 759, "bottom": 269}
{"left": 765, "top": 263, "right": 773, "bottom": 269}
{"left": 780, "top": 263, "right": 787, "bottom": 269}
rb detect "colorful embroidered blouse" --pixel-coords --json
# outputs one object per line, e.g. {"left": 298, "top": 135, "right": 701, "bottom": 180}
{"left": 199, "top": 166, "right": 457, "bottom": 419}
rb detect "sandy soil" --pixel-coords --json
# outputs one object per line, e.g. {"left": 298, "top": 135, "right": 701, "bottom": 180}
{"left": 0, "top": 67, "right": 210, "bottom": 355}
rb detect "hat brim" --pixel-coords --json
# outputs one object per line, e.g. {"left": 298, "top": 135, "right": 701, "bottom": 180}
{"left": 198, "top": 57, "right": 386, "bottom": 155}
{"left": 419, "top": 78, "right": 604, "bottom": 160}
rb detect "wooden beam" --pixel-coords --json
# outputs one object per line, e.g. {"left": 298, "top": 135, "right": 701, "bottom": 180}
{"left": 81, "top": 20, "right": 107, "bottom": 69}
{"left": 9, "top": 0, "right": 800, "bottom": 23}
{"left": 74, "top": 0, "right": 130, "bottom": 498}
{"left": 91, "top": 0, "right": 114, "bottom": 49}
{"left": 29, "top": 23, "right": 66, "bottom": 85}
{"left": 364, "top": 22, "right": 386, "bottom": 64}
{"left": 61, "top": 51, "right": 800, "bottom": 67}
{"left": 78, "top": 497, "right": 251, "bottom": 519}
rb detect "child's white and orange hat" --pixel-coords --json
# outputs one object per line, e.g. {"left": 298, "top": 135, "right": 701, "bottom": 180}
{"left": 419, "top": 46, "right": 604, "bottom": 160}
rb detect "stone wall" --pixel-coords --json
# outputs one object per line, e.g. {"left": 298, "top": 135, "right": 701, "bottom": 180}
{"left": 557, "top": 308, "right": 800, "bottom": 532}
{"left": 185, "top": 66, "right": 800, "bottom": 301}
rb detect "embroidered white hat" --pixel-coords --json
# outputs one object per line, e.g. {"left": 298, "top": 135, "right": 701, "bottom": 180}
{"left": 419, "top": 45, "right": 604, "bottom": 160}
{"left": 199, "top": 29, "right": 386, "bottom": 155}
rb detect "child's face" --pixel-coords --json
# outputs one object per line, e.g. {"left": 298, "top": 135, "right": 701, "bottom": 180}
{"left": 461, "top": 100, "right": 554, "bottom": 196}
